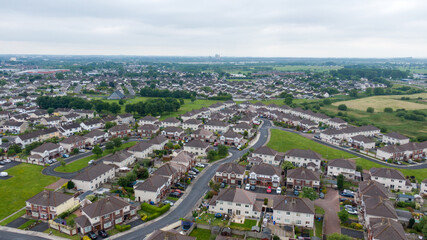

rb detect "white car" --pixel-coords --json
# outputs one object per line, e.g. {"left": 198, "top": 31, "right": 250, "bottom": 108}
{"left": 245, "top": 184, "right": 251, "bottom": 190}
{"left": 195, "top": 163, "right": 205, "bottom": 168}
{"left": 0, "top": 172, "right": 8, "bottom": 177}
{"left": 276, "top": 187, "right": 282, "bottom": 194}
{"left": 3, "top": 159, "right": 11, "bottom": 163}
{"left": 88, "top": 160, "right": 95, "bottom": 165}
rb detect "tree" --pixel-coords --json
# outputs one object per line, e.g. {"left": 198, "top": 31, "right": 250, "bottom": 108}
{"left": 117, "top": 176, "right": 130, "bottom": 187}
{"left": 243, "top": 130, "right": 248, "bottom": 138}
{"left": 273, "top": 236, "right": 280, "bottom": 240}
{"left": 338, "top": 104, "right": 347, "bottom": 111}
{"left": 207, "top": 150, "right": 217, "bottom": 161}
{"left": 284, "top": 97, "right": 293, "bottom": 105}
{"left": 66, "top": 180, "right": 75, "bottom": 189}
{"left": 367, "top": 107, "right": 374, "bottom": 113}
{"left": 106, "top": 142, "right": 115, "bottom": 150}
{"left": 301, "top": 187, "right": 318, "bottom": 200}
{"left": 408, "top": 218, "right": 415, "bottom": 229}
{"left": 47, "top": 107, "right": 54, "bottom": 115}
{"left": 217, "top": 145, "right": 228, "bottom": 156}
{"left": 356, "top": 165, "right": 363, "bottom": 173}
{"left": 72, "top": 148, "right": 80, "bottom": 155}
{"left": 110, "top": 103, "right": 121, "bottom": 114}
{"left": 349, "top": 89, "right": 358, "bottom": 98}
{"left": 338, "top": 209, "right": 349, "bottom": 224}
{"left": 113, "top": 138, "right": 122, "bottom": 148}
{"left": 59, "top": 159, "right": 66, "bottom": 168}
{"left": 323, "top": 99, "right": 332, "bottom": 105}
{"left": 105, "top": 121, "right": 117, "bottom": 129}
{"left": 55, "top": 72, "right": 65, "bottom": 80}
{"left": 327, "top": 233, "right": 351, "bottom": 240}
{"left": 384, "top": 107, "right": 393, "bottom": 113}
{"left": 92, "top": 145, "right": 103, "bottom": 156}
{"left": 337, "top": 174, "right": 345, "bottom": 191}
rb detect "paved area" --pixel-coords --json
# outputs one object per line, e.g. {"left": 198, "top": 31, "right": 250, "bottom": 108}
{"left": 6, "top": 217, "right": 28, "bottom": 228}
{"left": 45, "top": 178, "right": 68, "bottom": 190}
{"left": 0, "top": 230, "right": 49, "bottom": 240}
{"left": 314, "top": 188, "right": 341, "bottom": 236}
{"left": 30, "top": 222, "right": 49, "bottom": 232}
{"left": 0, "top": 161, "right": 21, "bottom": 172}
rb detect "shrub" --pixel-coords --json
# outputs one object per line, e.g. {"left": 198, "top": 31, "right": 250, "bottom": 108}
{"left": 338, "top": 104, "right": 347, "bottom": 111}
{"left": 115, "top": 224, "right": 131, "bottom": 232}
{"left": 140, "top": 202, "right": 171, "bottom": 215}
{"left": 367, "top": 107, "right": 374, "bottom": 113}
{"left": 350, "top": 222, "right": 363, "bottom": 230}
{"left": 384, "top": 107, "right": 393, "bottom": 113}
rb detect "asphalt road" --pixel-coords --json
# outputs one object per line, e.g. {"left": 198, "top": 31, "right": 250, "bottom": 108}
{"left": 0, "top": 231, "right": 48, "bottom": 240}
{"left": 117, "top": 120, "right": 271, "bottom": 240}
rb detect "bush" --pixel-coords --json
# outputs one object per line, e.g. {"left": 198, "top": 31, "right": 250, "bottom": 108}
{"left": 367, "top": 107, "right": 374, "bottom": 113}
{"left": 384, "top": 107, "right": 393, "bottom": 113}
{"left": 350, "top": 222, "right": 363, "bottom": 230}
{"left": 396, "top": 201, "right": 416, "bottom": 208}
{"left": 140, "top": 202, "right": 171, "bottom": 215}
{"left": 115, "top": 224, "right": 131, "bottom": 232}
{"left": 338, "top": 104, "right": 347, "bottom": 111}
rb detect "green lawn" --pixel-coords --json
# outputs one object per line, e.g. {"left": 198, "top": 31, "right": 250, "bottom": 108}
{"left": 195, "top": 213, "right": 227, "bottom": 227}
{"left": 18, "top": 219, "right": 38, "bottom": 230}
{"left": 229, "top": 219, "right": 257, "bottom": 230}
{"left": 0, "top": 164, "right": 59, "bottom": 221}
{"left": 268, "top": 129, "right": 427, "bottom": 182}
{"left": 54, "top": 141, "right": 137, "bottom": 173}
{"left": 44, "top": 228, "right": 81, "bottom": 240}
{"left": 267, "top": 129, "right": 355, "bottom": 160}
{"left": 315, "top": 205, "right": 325, "bottom": 215}
{"left": 0, "top": 209, "right": 26, "bottom": 226}
{"left": 315, "top": 219, "right": 323, "bottom": 238}
{"left": 189, "top": 228, "right": 213, "bottom": 240}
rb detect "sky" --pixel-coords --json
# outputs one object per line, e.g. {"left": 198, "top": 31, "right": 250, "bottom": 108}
{"left": 1, "top": 0, "right": 427, "bottom": 58}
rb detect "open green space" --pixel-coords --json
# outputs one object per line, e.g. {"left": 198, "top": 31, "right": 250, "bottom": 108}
{"left": 44, "top": 228, "right": 81, "bottom": 240}
{"left": 189, "top": 228, "right": 213, "bottom": 240}
{"left": 267, "top": 129, "right": 355, "bottom": 160}
{"left": 268, "top": 129, "right": 427, "bottom": 182}
{"left": 0, "top": 209, "right": 26, "bottom": 226}
{"left": 0, "top": 164, "right": 59, "bottom": 221}
{"left": 54, "top": 141, "right": 137, "bottom": 173}
{"left": 273, "top": 65, "right": 342, "bottom": 72}
{"left": 229, "top": 219, "right": 257, "bottom": 230}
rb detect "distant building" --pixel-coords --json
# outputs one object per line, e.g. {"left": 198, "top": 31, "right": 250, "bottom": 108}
{"left": 108, "top": 90, "right": 125, "bottom": 100}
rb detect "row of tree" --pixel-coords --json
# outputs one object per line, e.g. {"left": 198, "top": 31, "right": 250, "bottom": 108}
{"left": 139, "top": 87, "right": 196, "bottom": 99}
{"left": 36, "top": 96, "right": 122, "bottom": 114}
{"left": 124, "top": 98, "right": 181, "bottom": 117}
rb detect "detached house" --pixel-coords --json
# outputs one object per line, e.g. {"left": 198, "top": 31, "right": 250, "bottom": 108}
{"left": 15, "top": 131, "right": 40, "bottom": 147}
{"left": 26, "top": 190, "right": 79, "bottom": 220}
{"left": 134, "top": 175, "right": 170, "bottom": 203}
{"left": 209, "top": 188, "right": 260, "bottom": 219}
{"left": 75, "top": 196, "right": 136, "bottom": 235}
{"left": 252, "top": 146, "right": 283, "bottom": 166}
{"left": 138, "top": 116, "right": 158, "bottom": 126}
{"left": 204, "top": 120, "right": 230, "bottom": 133}
{"left": 215, "top": 162, "right": 246, "bottom": 185}
{"left": 369, "top": 168, "right": 412, "bottom": 192}
{"left": 29, "top": 143, "right": 64, "bottom": 163}
{"left": 160, "top": 117, "right": 181, "bottom": 128}
{"left": 272, "top": 196, "right": 315, "bottom": 228}
{"left": 362, "top": 196, "right": 398, "bottom": 225}
{"left": 72, "top": 163, "right": 115, "bottom": 191}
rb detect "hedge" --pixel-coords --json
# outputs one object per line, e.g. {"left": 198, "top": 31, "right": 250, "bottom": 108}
{"left": 140, "top": 202, "right": 170, "bottom": 214}
{"left": 58, "top": 204, "right": 81, "bottom": 219}
{"left": 115, "top": 224, "right": 131, "bottom": 232}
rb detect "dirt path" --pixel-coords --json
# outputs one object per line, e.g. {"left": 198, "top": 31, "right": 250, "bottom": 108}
{"left": 314, "top": 188, "right": 341, "bottom": 236}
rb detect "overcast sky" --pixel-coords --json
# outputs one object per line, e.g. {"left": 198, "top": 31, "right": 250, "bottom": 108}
{"left": 1, "top": 0, "right": 426, "bottom": 58}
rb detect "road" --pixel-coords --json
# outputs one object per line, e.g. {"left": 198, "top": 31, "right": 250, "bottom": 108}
{"left": 116, "top": 120, "right": 271, "bottom": 239}
{"left": 314, "top": 189, "right": 340, "bottom": 236}
{"left": 271, "top": 123, "right": 427, "bottom": 170}
{"left": 0, "top": 230, "right": 48, "bottom": 240}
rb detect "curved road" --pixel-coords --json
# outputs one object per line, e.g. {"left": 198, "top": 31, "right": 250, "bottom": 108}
{"left": 115, "top": 120, "right": 272, "bottom": 239}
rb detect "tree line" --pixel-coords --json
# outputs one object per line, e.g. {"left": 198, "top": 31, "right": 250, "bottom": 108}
{"left": 139, "top": 87, "right": 196, "bottom": 99}
{"left": 125, "top": 98, "right": 181, "bottom": 116}
{"left": 37, "top": 96, "right": 122, "bottom": 114}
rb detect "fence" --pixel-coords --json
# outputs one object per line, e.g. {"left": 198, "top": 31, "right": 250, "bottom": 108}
{"left": 193, "top": 223, "right": 270, "bottom": 239}
{"left": 10, "top": 157, "right": 46, "bottom": 166}
{"left": 48, "top": 220, "right": 78, "bottom": 236}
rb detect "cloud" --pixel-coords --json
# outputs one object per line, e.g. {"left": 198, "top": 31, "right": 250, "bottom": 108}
{"left": 0, "top": 0, "right": 426, "bottom": 57}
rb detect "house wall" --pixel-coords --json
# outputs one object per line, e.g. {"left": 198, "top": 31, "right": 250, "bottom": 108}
{"left": 273, "top": 209, "right": 314, "bottom": 228}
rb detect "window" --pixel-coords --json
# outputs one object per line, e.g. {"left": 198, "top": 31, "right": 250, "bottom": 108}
{"left": 104, "top": 221, "right": 112, "bottom": 228}
{"left": 228, "top": 202, "right": 232, "bottom": 205}
{"left": 296, "top": 213, "right": 300, "bottom": 217}
{"left": 286, "top": 212, "right": 290, "bottom": 215}
{"left": 306, "top": 221, "right": 310, "bottom": 225}
{"left": 84, "top": 226, "right": 91, "bottom": 233}
{"left": 115, "top": 218, "right": 123, "bottom": 224}
{"left": 306, "top": 214, "right": 311, "bottom": 217}
{"left": 115, "top": 210, "right": 120, "bottom": 215}
{"left": 236, "top": 203, "right": 241, "bottom": 206}
{"left": 285, "top": 218, "right": 290, "bottom": 223}
{"left": 296, "top": 220, "right": 301, "bottom": 225}
{"left": 245, "top": 205, "right": 249, "bottom": 208}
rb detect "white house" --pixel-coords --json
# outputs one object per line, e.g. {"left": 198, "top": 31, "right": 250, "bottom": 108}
{"left": 72, "top": 163, "right": 115, "bottom": 191}
{"left": 272, "top": 196, "right": 315, "bottom": 228}
{"left": 327, "top": 159, "right": 357, "bottom": 179}
{"left": 284, "top": 149, "right": 322, "bottom": 169}
{"left": 382, "top": 132, "right": 410, "bottom": 145}
{"left": 134, "top": 175, "right": 170, "bottom": 203}
{"left": 252, "top": 146, "right": 282, "bottom": 166}
{"left": 370, "top": 168, "right": 412, "bottom": 192}
{"left": 184, "top": 140, "right": 210, "bottom": 157}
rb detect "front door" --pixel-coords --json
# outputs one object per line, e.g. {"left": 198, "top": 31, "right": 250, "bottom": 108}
{"left": 228, "top": 209, "right": 232, "bottom": 215}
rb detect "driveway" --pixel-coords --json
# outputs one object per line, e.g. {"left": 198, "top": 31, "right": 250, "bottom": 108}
{"left": 6, "top": 217, "right": 28, "bottom": 228}
{"left": 30, "top": 222, "right": 49, "bottom": 232}
{"left": 314, "top": 188, "right": 341, "bottom": 236}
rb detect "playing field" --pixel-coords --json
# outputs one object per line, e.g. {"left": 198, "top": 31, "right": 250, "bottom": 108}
{"left": 332, "top": 94, "right": 427, "bottom": 111}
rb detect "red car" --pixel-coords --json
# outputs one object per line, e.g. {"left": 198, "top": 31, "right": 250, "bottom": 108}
{"left": 266, "top": 186, "right": 272, "bottom": 193}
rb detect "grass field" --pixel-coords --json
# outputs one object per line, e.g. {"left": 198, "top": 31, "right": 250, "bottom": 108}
{"left": 54, "top": 141, "right": 137, "bottom": 173}
{"left": 189, "top": 228, "right": 213, "bottom": 240}
{"left": 229, "top": 219, "right": 257, "bottom": 230}
{"left": 273, "top": 65, "right": 342, "bottom": 72}
{"left": 268, "top": 129, "right": 427, "bottom": 182}
{"left": 267, "top": 129, "right": 355, "bottom": 160}
{"left": 332, "top": 94, "right": 427, "bottom": 112}
{"left": 0, "top": 164, "right": 59, "bottom": 221}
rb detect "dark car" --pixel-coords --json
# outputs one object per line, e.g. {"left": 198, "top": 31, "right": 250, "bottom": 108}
{"left": 170, "top": 192, "right": 182, "bottom": 198}
{"left": 250, "top": 185, "right": 256, "bottom": 191}
{"left": 340, "top": 192, "right": 354, "bottom": 198}
{"left": 98, "top": 229, "right": 108, "bottom": 238}
{"left": 220, "top": 182, "right": 226, "bottom": 188}
{"left": 87, "top": 232, "right": 97, "bottom": 240}
{"left": 0, "top": 161, "right": 5, "bottom": 165}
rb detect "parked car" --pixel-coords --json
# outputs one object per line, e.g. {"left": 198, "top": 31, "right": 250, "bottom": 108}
{"left": 0, "top": 161, "right": 5, "bottom": 165}
{"left": 195, "top": 163, "right": 205, "bottom": 168}
{"left": 51, "top": 158, "right": 57, "bottom": 163}
{"left": 346, "top": 207, "right": 358, "bottom": 215}
{"left": 163, "top": 200, "right": 174, "bottom": 206}
{"left": 62, "top": 154, "right": 69, "bottom": 158}
{"left": 191, "top": 168, "right": 200, "bottom": 173}
{"left": 171, "top": 189, "right": 183, "bottom": 194}
{"left": 340, "top": 190, "right": 354, "bottom": 198}
{"left": 266, "top": 186, "right": 272, "bottom": 193}
{"left": 46, "top": 159, "right": 53, "bottom": 164}
{"left": 344, "top": 205, "right": 353, "bottom": 211}
{"left": 294, "top": 189, "right": 299, "bottom": 196}
{"left": 214, "top": 213, "right": 222, "bottom": 218}
{"left": 3, "top": 159, "right": 11, "bottom": 163}
{"left": 220, "top": 182, "right": 226, "bottom": 188}
{"left": 170, "top": 192, "right": 182, "bottom": 198}
{"left": 276, "top": 187, "right": 282, "bottom": 194}
{"left": 175, "top": 183, "right": 185, "bottom": 189}
{"left": 79, "top": 149, "right": 86, "bottom": 153}
{"left": 319, "top": 192, "right": 325, "bottom": 199}
{"left": 245, "top": 184, "right": 251, "bottom": 190}
{"left": 88, "top": 160, "right": 95, "bottom": 165}
{"left": 0, "top": 172, "right": 8, "bottom": 177}
{"left": 87, "top": 232, "right": 97, "bottom": 240}
{"left": 250, "top": 185, "right": 256, "bottom": 191}
{"left": 98, "top": 230, "right": 108, "bottom": 238}
{"left": 188, "top": 171, "right": 197, "bottom": 175}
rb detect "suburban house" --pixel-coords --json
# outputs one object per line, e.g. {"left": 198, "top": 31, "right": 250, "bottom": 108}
{"left": 28, "top": 142, "right": 64, "bottom": 163}
{"left": 272, "top": 196, "right": 315, "bottom": 228}
{"left": 117, "top": 113, "right": 134, "bottom": 125}
{"left": 369, "top": 168, "right": 412, "bottom": 192}
{"left": 138, "top": 115, "right": 158, "bottom": 126}
{"left": 358, "top": 180, "right": 390, "bottom": 201}
{"left": 368, "top": 218, "right": 407, "bottom": 240}
{"left": 161, "top": 126, "right": 184, "bottom": 140}
{"left": 382, "top": 132, "right": 410, "bottom": 145}
{"left": 215, "top": 162, "right": 246, "bottom": 185}
{"left": 59, "top": 123, "right": 82, "bottom": 137}
{"left": 327, "top": 117, "right": 348, "bottom": 129}
{"left": 147, "top": 135, "right": 169, "bottom": 150}
{"left": 320, "top": 125, "right": 381, "bottom": 143}
{"left": 327, "top": 159, "right": 357, "bottom": 180}
{"left": 362, "top": 195, "right": 398, "bottom": 225}
{"left": 40, "top": 116, "right": 61, "bottom": 127}
{"left": 204, "top": 120, "right": 230, "bottom": 133}
{"left": 248, "top": 163, "right": 282, "bottom": 189}
{"left": 75, "top": 196, "right": 136, "bottom": 235}
{"left": 349, "top": 135, "right": 376, "bottom": 150}
{"left": 134, "top": 175, "right": 170, "bottom": 203}
{"left": 138, "top": 124, "right": 159, "bottom": 138}
{"left": 152, "top": 163, "right": 184, "bottom": 184}
{"left": 128, "top": 142, "right": 153, "bottom": 159}
{"left": 72, "top": 163, "right": 115, "bottom": 191}
{"left": 182, "top": 119, "right": 202, "bottom": 130}
{"left": 15, "top": 131, "right": 40, "bottom": 147}
{"left": 208, "top": 188, "right": 260, "bottom": 218}
{"left": 376, "top": 142, "right": 427, "bottom": 161}
{"left": 252, "top": 146, "right": 283, "bottom": 166}
{"left": 102, "top": 150, "right": 136, "bottom": 169}
{"left": 284, "top": 149, "right": 322, "bottom": 169}
{"left": 421, "top": 179, "right": 427, "bottom": 197}
{"left": 184, "top": 140, "right": 210, "bottom": 156}
{"left": 286, "top": 168, "right": 320, "bottom": 190}
{"left": 170, "top": 151, "right": 195, "bottom": 171}
{"left": 26, "top": 190, "right": 79, "bottom": 220}
{"left": 80, "top": 119, "right": 103, "bottom": 131}
{"left": 233, "top": 122, "right": 252, "bottom": 135}
{"left": 108, "top": 124, "right": 131, "bottom": 138}
{"left": 2, "top": 120, "right": 29, "bottom": 133}
{"left": 219, "top": 130, "right": 244, "bottom": 146}
{"left": 60, "top": 135, "right": 88, "bottom": 152}
{"left": 190, "top": 128, "right": 215, "bottom": 142}
{"left": 160, "top": 117, "right": 181, "bottom": 128}
{"left": 83, "top": 129, "right": 109, "bottom": 146}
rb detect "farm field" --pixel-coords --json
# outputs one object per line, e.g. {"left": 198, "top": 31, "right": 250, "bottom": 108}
{"left": 267, "top": 129, "right": 427, "bottom": 182}
{"left": 332, "top": 94, "right": 427, "bottom": 112}
{"left": 0, "top": 164, "right": 59, "bottom": 221}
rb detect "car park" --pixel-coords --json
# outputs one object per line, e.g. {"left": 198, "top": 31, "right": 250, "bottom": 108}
{"left": 98, "top": 229, "right": 108, "bottom": 238}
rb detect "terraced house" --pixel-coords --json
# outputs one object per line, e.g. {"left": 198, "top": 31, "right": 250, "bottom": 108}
{"left": 215, "top": 162, "right": 246, "bottom": 185}
{"left": 26, "top": 190, "right": 79, "bottom": 220}
{"left": 369, "top": 168, "right": 412, "bottom": 192}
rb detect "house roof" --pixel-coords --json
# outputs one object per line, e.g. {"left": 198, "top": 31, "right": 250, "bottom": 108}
{"left": 140, "top": 116, "right": 158, "bottom": 122}
{"left": 253, "top": 146, "right": 277, "bottom": 156}
{"left": 364, "top": 196, "right": 398, "bottom": 219}
{"left": 153, "top": 163, "right": 179, "bottom": 177}
{"left": 287, "top": 168, "right": 320, "bottom": 181}
{"left": 250, "top": 163, "right": 282, "bottom": 176}
{"left": 359, "top": 180, "right": 389, "bottom": 199}
{"left": 31, "top": 142, "right": 61, "bottom": 153}
{"left": 215, "top": 188, "right": 257, "bottom": 205}
{"left": 73, "top": 163, "right": 114, "bottom": 182}
{"left": 128, "top": 141, "right": 152, "bottom": 152}
{"left": 135, "top": 175, "right": 169, "bottom": 192}
{"left": 84, "top": 129, "right": 106, "bottom": 138}
{"left": 328, "top": 159, "right": 356, "bottom": 170}
{"left": 370, "top": 218, "right": 407, "bottom": 240}
{"left": 81, "top": 196, "right": 130, "bottom": 219}
{"left": 370, "top": 168, "right": 405, "bottom": 180}
{"left": 185, "top": 140, "right": 209, "bottom": 149}
{"left": 162, "top": 117, "right": 180, "bottom": 123}
{"left": 205, "top": 120, "right": 229, "bottom": 127}
{"left": 217, "top": 162, "right": 246, "bottom": 175}
{"left": 27, "top": 190, "right": 73, "bottom": 207}
{"left": 384, "top": 132, "right": 409, "bottom": 140}
{"left": 284, "top": 149, "right": 322, "bottom": 160}
{"left": 148, "top": 135, "right": 168, "bottom": 145}
{"left": 272, "top": 196, "right": 315, "bottom": 214}
{"left": 61, "top": 135, "right": 87, "bottom": 144}
{"left": 140, "top": 124, "right": 159, "bottom": 131}
{"left": 351, "top": 135, "right": 375, "bottom": 143}
{"left": 109, "top": 124, "right": 130, "bottom": 132}
{"left": 171, "top": 151, "right": 193, "bottom": 164}
{"left": 102, "top": 150, "right": 133, "bottom": 163}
